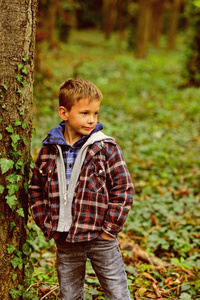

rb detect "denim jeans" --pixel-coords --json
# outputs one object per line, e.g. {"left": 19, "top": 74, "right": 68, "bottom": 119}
{"left": 56, "top": 234, "right": 131, "bottom": 300}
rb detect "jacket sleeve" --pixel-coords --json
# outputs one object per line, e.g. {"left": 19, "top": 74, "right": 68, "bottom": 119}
{"left": 28, "top": 147, "right": 49, "bottom": 236}
{"left": 101, "top": 143, "right": 134, "bottom": 237}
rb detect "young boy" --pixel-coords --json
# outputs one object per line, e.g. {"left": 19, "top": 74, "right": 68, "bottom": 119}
{"left": 29, "top": 78, "right": 134, "bottom": 300}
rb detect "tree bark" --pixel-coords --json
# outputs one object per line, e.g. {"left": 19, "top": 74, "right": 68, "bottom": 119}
{"left": 118, "top": 0, "right": 126, "bottom": 41}
{"left": 168, "top": 0, "right": 182, "bottom": 50}
{"left": 103, "top": 0, "right": 117, "bottom": 40}
{"left": 46, "top": 0, "right": 59, "bottom": 48}
{"left": 0, "top": 0, "right": 37, "bottom": 299}
{"left": 135, "top": 0, "right": 154, "bottom": 59}
{"left": 150, "top": 0, "right": 167, "bottom": 48}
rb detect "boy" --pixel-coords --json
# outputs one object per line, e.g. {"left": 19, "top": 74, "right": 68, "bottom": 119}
{"left": 29, "top": 78, "right": 134, "bottom": 300}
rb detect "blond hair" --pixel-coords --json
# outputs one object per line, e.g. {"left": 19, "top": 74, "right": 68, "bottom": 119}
{"left": 59, "top": 78, "right": 103, "bottom": 111}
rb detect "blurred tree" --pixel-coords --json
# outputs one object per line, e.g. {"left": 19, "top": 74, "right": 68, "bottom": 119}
{"left": 168, "top": 0, "right": 183, "bottom": 50}
{"left": 135, "top": 0, "right": 154, "bottom": 58}
{"left": 118, "top": 0, "right": 126, "bottom": 41}
{"left": 183, "top": 1, "right": 200, "bottom": 86}
{"left": 0, "top": 0, "right": 37, "bottom": 298}
{"left": 150, "top": 0, "right": 167, "bottom": 48}
{"left": 46, "top": 0, "right": 60, "bottom": 48}
{"left": 103, "top": 0, "right": 117, "bottom": 40}
{"left": 127, "top": 1, "right": 139, "bottom": 50}
{"left": 76, "top": 0, "right": 103, "bottom": 29}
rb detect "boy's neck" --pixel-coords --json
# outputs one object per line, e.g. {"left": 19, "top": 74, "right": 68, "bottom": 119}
{"left": 64, "top": 127, "right": 83, "bottom": 146}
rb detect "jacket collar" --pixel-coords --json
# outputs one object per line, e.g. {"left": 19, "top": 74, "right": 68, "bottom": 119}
{"left": 42, "top": 121, "right": 103, "bottom": 146}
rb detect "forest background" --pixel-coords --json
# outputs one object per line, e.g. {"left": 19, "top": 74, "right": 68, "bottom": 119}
{"left": 1, "top": 0, "right": 200, "bottom": 299}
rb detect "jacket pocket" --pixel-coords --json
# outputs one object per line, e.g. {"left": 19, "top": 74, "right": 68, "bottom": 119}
{"left": 39, "top": 162, "right": 53, "bottom": 192}
{"left": 87, "top": 161, "right": 107, "bottom": 193}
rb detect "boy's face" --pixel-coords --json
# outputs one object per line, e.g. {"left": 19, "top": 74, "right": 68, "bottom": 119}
{"left": 64, "top": 98, "right": 100, "bottom": 139}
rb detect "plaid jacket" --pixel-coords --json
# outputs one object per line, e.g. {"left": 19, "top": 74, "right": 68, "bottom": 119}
{"left": 29, "top": 139, "right": 134, "bottom": 243}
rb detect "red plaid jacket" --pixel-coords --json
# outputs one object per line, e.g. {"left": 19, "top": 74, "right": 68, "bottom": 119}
{"left": 29, "top": 139, "right": 134, "bottom": 242}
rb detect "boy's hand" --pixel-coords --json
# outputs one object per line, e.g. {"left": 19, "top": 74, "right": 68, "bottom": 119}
{"left": 100, "top": 231, "right": 115, "bottom": 240}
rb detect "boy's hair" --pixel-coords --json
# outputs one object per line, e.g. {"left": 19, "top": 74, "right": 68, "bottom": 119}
{"left": 59, "top": 78, "right": 103, "bottom": 111}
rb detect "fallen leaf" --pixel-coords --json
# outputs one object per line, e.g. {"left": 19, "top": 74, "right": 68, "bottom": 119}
{"left": 138, "top": 287, "right": 147, "bottom": 297}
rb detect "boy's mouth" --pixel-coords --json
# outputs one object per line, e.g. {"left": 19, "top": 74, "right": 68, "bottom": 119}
{"left": 85, "top": 127, "right": 93, "bottom": 130}
{"left": 84, "top": 127, "right": 93, "bottom": 131}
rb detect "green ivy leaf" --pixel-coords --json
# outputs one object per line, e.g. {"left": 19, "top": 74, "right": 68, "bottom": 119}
{"left": 14, "top": 118, "right": 21, "bottom": 126}
{"left": 24, "top": 180, "right": 29, "bottom": 194}
{"left": 17, "top": 63, "right": 23, "bottom": 71}
{"left": 8, "top": 149, "right": 21, "bottom": 159}
{"left": 10, "top": 256, "right": 23, "bottom": 269}
{"left": 22, "top": 80, "right": 26, "bottom": 87}
{"left": 21, "top": 121, "right": 27, "bottom": 129}
{"left": 0, "top": 134, "right": 2, "bottom": 140}
{"left": 2, "top": 82, "right": 8, "bottom": 90}
{"left": 10, "top": 221, "right": 16, "bottom": 231}
{"left": 12, "top": 143, "right": 18, "bottom": 152}
{"left": 6, "top": 173, "right": 22, "bottom": 184}
{"left": 2, "top": 104, "right": 6, "bottom": 109}
{"left": 16, "top": 74, "right": 23, "bottom": 83}
{"left": 5, "top": 195, "right": 18, "bottom": 210}
{"left": 9, "top": 288, "right": 22, "bottom": 299}
{"left": 12, "top": 273, "right": 17, "bottom": 282}
{"left": 6, "top": 183, "right": 19, "bottom": 196}
{"left": 0, "top": 158, "right": 14, "bottom": 174}
{"left": 6, "top": 124, "right": 14, "bottom": 133}
{"left": 10, "top": 133, "right": 20, "bottom": 144}
{"left": 23, "top": 136, "right": 28, "bottom": 145}
{"left": 16, "top": 208, "right": 24, "bottom": 217}
{"left": 16, "top": 87, "right": 22, "bottom": 97}
{"left": 0, "top": 185, "right": 5, "bottom": 194}
{"left": 7, "top": 244, "right": 16, "bottom": 254}
{"left": 23, "top": 55, "right": 28, "bottom": 62}
{"left": 22, "top": 242, "right": 32, "bottom": 256}
{"left": 22, "top": 67, "right": 28, "bottom": 75}
{"left": 15, "top": 159, "right": 24, "bottom": 171}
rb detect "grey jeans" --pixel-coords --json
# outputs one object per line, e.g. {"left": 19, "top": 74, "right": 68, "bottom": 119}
{"left": 56, "top": 234, "right": 131, "bottom": 300}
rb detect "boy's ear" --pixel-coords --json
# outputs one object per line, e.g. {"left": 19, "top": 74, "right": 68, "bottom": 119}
{"left": 58, "top": 106, "right": 68, "bottom": 121}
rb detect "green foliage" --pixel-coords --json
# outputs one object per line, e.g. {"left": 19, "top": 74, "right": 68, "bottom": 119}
{"left": 0, "top": 158, "right": 14, "bottom": 174}
{"left": 193, "top": 0, "right": 200, "bottom": 7}
{"left": 0, "top": 54, "right": 33, "bottom": 298}
{"left": 0, "top": 185, "right": 5, "bottom": 194}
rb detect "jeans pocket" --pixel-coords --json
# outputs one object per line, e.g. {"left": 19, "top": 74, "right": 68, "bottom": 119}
{"left": 55, "top": 232, "right": 68, "bottom": 245}
{"left": 97, "top": 235, "right": 116, "bottom": 242}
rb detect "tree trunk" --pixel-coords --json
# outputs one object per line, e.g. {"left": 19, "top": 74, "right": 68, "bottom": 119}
{"left": 150, "top": 0, "right": 167, "bottom": 48}
{"left": 46, "top": 0, "right": 59, "bottom": 48}
{"left": 135, "top": 0, "right": 154, "bottom": 59}
{"left": 168, "top": 0, "right": 182, "bottom": 50}
{"left": 118, "top": 0, "right": 126, "bottom": 41}
{"left": 183, "top": 10, "right": 200, "bottom": 86}
{"left": 103, "top": 0, "right": 117, "bottom": 40}
{"left": 0, "top": 0, "right": 37, "bottom": 299}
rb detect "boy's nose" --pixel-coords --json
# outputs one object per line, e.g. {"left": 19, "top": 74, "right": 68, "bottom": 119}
{"left": 88, "top": 115, "right": 94, "bottom": 123}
